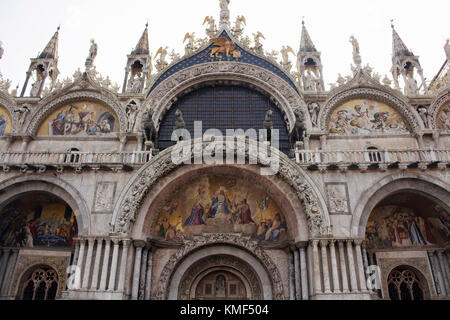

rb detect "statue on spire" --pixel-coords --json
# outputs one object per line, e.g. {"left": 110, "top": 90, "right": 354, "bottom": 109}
{"left": 349, "top": 35, "right": 362, "bottom": 70}
{"left": 85, "top": 39, "right": 98, "bottom": 71}
{"left": 219, "top": 0, "right": 231, "bottom": 29}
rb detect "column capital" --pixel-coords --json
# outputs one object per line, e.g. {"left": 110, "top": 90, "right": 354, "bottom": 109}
{"left": 310, "top": 240, "right": 320, "bottom": 248}
{"left": 353, "top": 239, "right": 364, "bottom": 246}
{"left": 320, "top": 239, "right": 329, "bottom": 247}
{"left": 345, "top": 239, "right": 354, "bottom": 245}
{"left": 329, "top": 239, "right": 337, "bottom": 247}
{"left": 295, "top": 241, "right": 308, "bottom": 249}
{"left": 134, "top": 240, "right": 147, "bottom": 248}
{"left": 122, "top": 239, "right": 132, "bottom": 247}
{"left": 112, "top": 238, "right": 120, "bottom": 245}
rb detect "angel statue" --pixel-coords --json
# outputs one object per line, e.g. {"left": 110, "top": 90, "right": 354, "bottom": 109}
{"left": 252, "top": 32, "right": 265, "bottom": 55}
{"left": 203, "top": 16, "right": 217, "bottom": 38}
{"left": 154, "top": 47, "right": 169, "bottom": 73}
{"left": 184, "top": 33, "right": 197, "bottom": 56}
{"left": 280, "top": 46, "right": 296, "bottom": 72}
{"left": 231, "top": 16, "right": 246, "bottom": 38}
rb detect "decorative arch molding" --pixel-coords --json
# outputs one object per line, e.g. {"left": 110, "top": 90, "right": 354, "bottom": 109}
{"left": 429, "top": 88, "right": 450, "bottom": 130}
{"left": 110, "top": 139, "right": 331, "bottom": 238}
{"left": 140, "top": 62, "right": 310, "bottom": 134}
{"left": 351, "top": 172, "right": 450, "bottom": 238}
{"left": 26, "top": 84, "right": 127, "bottom": 136}
{"left": 155, "top": 236, "right": 284, "bottom": 300}
{"left": 0, "top": 90, "right": 18, "bottom": 133}
{"left": 0, "top": 175, "right": 90, "bottom": 235}
{"left": 319, "top": 81, "right": 423, "bottom": 134}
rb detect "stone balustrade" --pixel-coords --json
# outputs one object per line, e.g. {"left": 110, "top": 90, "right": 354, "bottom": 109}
{"left": 0, "top": 151, "right": 153, "bottom": 173}
{"left": 295, "top": 148, "right": 450, "bottom": 171}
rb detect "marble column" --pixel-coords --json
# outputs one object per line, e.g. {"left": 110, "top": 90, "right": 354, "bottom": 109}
{"left": 75, "top": 239, "right": 86, "bottom": 290}
{"left": 0, "top": 249, "right": 10, "bottom": 290}
{"left": 320, "top": 240, "right": 331, "bottom": 294}
{"left": 354, "top": 240, "right": 368, "bottom": 292}
{"left": 437, "top": 251, "right": 450, "bottom": 295}
{"left": 107, "top": 239, "right": 120, "bottom": 291}
{"left": 139, "top": 248, "right": 149, "bottom": 300}
{"left": 99, "top": 239, "right": 111, "bottom": 291}
{"left": 1, "top": 249, "right": 18, "bottom": 296}
{"left": 288, "top": 251, "right": 295, "bottom": 300}
{"left": 299, "top": 247, "right": 309, "bottom": 300}
{"left": 361, "top": 244, "right": 370, "bottom": 280}
{"left": 294, "top": 248, "right": 301, "bottom": 300}
{"left": 329, "top": 240, "right": 340, "bottom": 293}
{"left": 82, "top": 238, "right": 95, "bottom": 289}
{"left": 338, "top": 241, "right": 349, "bottom": 293}
{"left": 91, "top": 238, "right": 103, "bottom": 290}
{"left": 346, "top": 240, "right": 358, "bottom": 292}
{"left": 429, "top": 251, "right": 445, "bottom": 296}
{"left": 118, "top": 240, "right": 131, "bottom": 292}
{"left": 144, "top": 248, "right": 153, "bottom": 300}
{"left": 72, "top": 240, "right": 80, "bottom": 267}
{"left": 311, "top": 240, "right": 322, "bottom": 294}
{"left": 132, "top": 241, "right": 145, "bottom": 300}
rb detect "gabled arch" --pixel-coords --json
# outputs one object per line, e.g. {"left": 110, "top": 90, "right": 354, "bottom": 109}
{"left": 319, "top": 70, "right": 423, "bottom": 134}
{"left": 429, "top": 87, "right": 450, "bottom": 130}
{"left": 0, "top": 90, "right": 17, "bottom": 134}
{"left": 26, "top": 73, "right": 127, "bottom": 135}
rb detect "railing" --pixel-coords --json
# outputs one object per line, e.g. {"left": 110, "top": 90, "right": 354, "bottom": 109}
{"left": 0, "top": 151, "right": 153, "bottom": 166}
{"left": 295, "top": 149, "right": 450, "bottom": 165}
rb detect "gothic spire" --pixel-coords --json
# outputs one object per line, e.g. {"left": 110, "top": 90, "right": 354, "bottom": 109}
{"left": 38, "top": 26, "right": 60, "bottom": 59}
{"left": 391, "top": 23, "right": 413, "bottom": 59}
{"left": 299, "top": 20, "right": 317, "bottom": 53}
{"left": 132, "top": 23, "right": 150, "bottom": 55}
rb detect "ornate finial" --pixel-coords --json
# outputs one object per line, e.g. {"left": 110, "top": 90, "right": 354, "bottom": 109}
{"left": 145, "top": 21, "right": 149, "bottom": 29}
{"left": 390, "top": 19, "right": 395, "bottom": 29}
{"left": 302, "top": 16, "right": 305, "bottom": 25}
{"left": 57, "top": 25, "right": 61, "bottom": 32}
{"left": 219, "top": 0, "right": 231, "bottom": 29}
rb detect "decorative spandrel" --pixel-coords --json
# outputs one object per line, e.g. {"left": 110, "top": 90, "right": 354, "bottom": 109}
{"left": 328, "top": 99, "right": 409, "bottom": 135}
{"left": 437, "top": 102, "right": 450, "bottom": 130}
{"left": 153, "top": 175, "right": 288, "bottom": 243}
{"left": 0, "top": 193, "right": 78, "bottom": 248}
{"left": 37, "top": 101, "right": 119, "bottom": 136}
{"left": 0, "top": 105, "right": 11, "bottom": 136}
{"left": 366, "top": 204, "right": 450, "bottom": 250}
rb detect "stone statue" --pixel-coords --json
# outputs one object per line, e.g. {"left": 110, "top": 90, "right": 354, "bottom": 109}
{"left": 128, "top": 73, "right": 143, "bottom": 94}
{"left": 219, "top": 0, "right": 230, "bottom": 10}
{"left": 183, "top": 33, "right": 197, "bottom": 56}
{"left": 280, "top": 46, "right": 295, "bottom": 72}
{"left": 304, "top": 70, "right": 316, "bottom": 91}
{"left": 85, "top": 39, "right": 98, "bottom": 70}
{"left": 231, "top": 16, "right": 246, "bottom": 38}
{"left": 203, "top": 16, "right": 218, "bottom": 38}
{"left": 126, "top": 102, "right": 138, "bottom": 132}
{"left": 155, "top": 47, "right": 169, "bottom": 73}
{"left": 289, "top": 109, "right": 306, "bottom": 149}
{"left": 308, "top": 102, "right": 320, "bottom": 127}
{"left": 349, "top": 35, "right": 362, "bottom": 68}
{"left": 417, "top": 106, "right": 431, "bottom": 128}
{"left": 404, "top": 73, "right": 419, "bottom": 96}
{"left": 252, "top": 32, "right": 265, "bottom": 55}
{"left": 143, "top": 109, "right": 158, "bottom": 147}
{"left": 174, "top": 109, "right": 186, "bottom": 130}
{"left": 30, "top": 78, "right": 43, "bottom": 97}
{"left": 14, "top": 105, "right": 30, "bottom": 127}
{"left": 0, "top": 41, "right": 4, "bottom": 60}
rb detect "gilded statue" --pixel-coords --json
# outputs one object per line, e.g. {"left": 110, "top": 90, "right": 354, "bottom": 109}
{"left": 210, "top": 38, "right": 241, "bottom": 59}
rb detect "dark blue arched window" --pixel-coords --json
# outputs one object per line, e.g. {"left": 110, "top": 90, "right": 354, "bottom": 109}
{"left": 158, "top": 84, "right": 290, "bottom": 155}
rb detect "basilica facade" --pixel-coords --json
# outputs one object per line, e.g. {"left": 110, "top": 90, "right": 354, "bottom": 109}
{"left": 0, "top": 2, "right": 449, "bottom": 301}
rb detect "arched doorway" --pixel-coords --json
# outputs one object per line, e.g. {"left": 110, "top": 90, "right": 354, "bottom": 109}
{"left": 387, "top": 266, "right": 427, "bottom": 300}
{"left": 178, "top": 254, "right": 262, "bottom": 300}
{"left": 20, "top": 265, "right": 59, "bottom": 300}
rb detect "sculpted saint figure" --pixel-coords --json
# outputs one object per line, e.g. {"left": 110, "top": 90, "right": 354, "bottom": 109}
{"left": 219, "top": 0, "right": 230, "bottom": 10}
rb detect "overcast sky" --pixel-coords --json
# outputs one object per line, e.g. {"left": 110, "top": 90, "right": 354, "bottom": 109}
{"left": 0, "top": 0, "right": 448, "bottom": 91}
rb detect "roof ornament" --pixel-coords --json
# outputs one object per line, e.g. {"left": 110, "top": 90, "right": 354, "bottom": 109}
{"left": 203, "top": 16, "right": 218, "bottom": 38}
{"left": 0, "top": 41, "right": 4, "bottom": 60}
{"left": 231, "top": 16, "right": 246, "bottom": 39}
{"left": 349, "top": 35, "right": 362, "bottom": 73}
{"left": 85, "top": 39, "right": 98, "bottom": 72}
{"left": 219, "top": 0, "right": 231, "bottom": 29}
